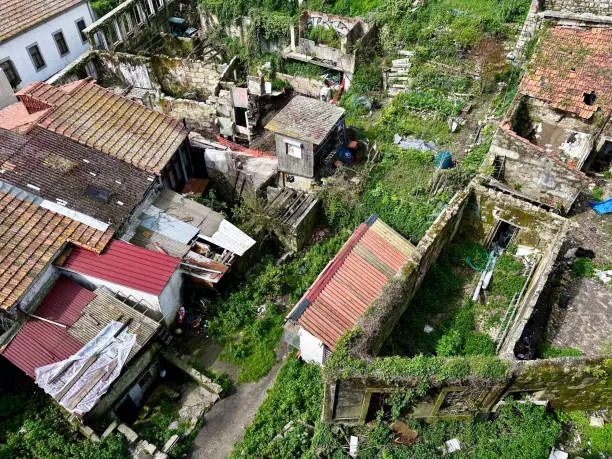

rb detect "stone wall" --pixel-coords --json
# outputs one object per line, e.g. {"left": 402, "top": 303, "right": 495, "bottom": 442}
{"left": 275, "top": 72, "right": 326, "bottom": 99}
{"left": 48, "top": 51, "right": 222, "bottom": 103}
{"left": 150, "top": 55, "right": 222, "bottom": 99}
{"left": 159, "top": 97, "right": 217, "bottom": 136}
{"left": 541, "top": 0, "right": 612, "bottom": 15}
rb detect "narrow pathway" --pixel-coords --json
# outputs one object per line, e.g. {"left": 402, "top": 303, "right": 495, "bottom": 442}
{"left": 190, "top": 343, "right": 290, "bottom": 459}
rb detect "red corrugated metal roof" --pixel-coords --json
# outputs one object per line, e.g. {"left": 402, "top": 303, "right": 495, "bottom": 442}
{"left": 59, "top": 240, "right": 181, "bottom": 296}
{"left": 1, "top": 277, "right": 94, "bottom": 378}
{"left": 288, "top": 217, "right": 416, "bottom": 351}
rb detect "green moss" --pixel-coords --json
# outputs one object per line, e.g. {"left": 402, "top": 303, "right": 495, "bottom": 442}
{"left": 573, "top": 258, "right": 594, "bottom": 278}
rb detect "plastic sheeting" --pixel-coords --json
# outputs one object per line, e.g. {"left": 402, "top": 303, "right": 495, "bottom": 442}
{"left": 35, "top": 321, "right": 136, "bottom": 415}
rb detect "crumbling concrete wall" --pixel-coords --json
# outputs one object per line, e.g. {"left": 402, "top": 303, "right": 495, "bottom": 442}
{"left": 541, "top": 0, "right": 612, "bottom": 15}
{"left": 323, "top": 356, "right": 612, "bottom": 423}
{"left": 489, "top": 126, "right": 586, "bottom": 211}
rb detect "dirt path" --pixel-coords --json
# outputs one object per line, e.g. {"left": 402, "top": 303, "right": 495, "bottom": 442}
{"left": 190, "top": 343, "right": 290, "bottom": 459}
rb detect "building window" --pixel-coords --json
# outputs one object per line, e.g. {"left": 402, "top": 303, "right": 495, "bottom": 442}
{"left": 0, "top": 59, "right": 20, "bottom": 88}
{"left": 76, "top": 18, "right": 87, "bottom": 42}
{"left": 53, "top": 31, "right": 70, "bottom": 56}
{"left": 146, "top": 0, "right": 155, "bottom": 16}
{"left": 27, "top": 44, "right": 46, "bottom": 71}
{"left": 285, "top": 139, "right": 302, "bottom": 158}
{"left": 136, "top": 4, "right": 145, "bottom": 24}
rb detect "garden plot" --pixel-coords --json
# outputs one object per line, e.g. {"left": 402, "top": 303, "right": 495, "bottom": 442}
{"left": 382, "top": 240, "right": 532, "bottom": 358}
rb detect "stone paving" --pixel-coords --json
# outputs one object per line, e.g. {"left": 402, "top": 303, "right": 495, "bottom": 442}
{"left": 552, "top": 278, "right": 612, "bottom": 356}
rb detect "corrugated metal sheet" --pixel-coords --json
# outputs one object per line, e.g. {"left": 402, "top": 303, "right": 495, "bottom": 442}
{"left": 141, "top": 205, "right": 200, "bottom": 245}
{"left": 288, "top": 217, "right": 416, "bottom": 351}
{"left": 153, "top": 189, "right": 255, "bottom": 256}
{"left": 1, "top": 277, "right": 94, "bottom": 378}
{"left": 130, "top": 226, "right": 191, "bottom": 258}
{"left": 59, "top": 240, "right": 181, "bottom": 296}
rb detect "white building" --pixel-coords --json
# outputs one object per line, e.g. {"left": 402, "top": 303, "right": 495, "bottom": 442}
{"left": 0, "top": 1, "right": 95, "bottom": 89}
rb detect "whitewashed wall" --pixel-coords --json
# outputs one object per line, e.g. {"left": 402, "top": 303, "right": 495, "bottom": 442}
{"left": 0, "top": 2, "right": 94, "bottom": 88}
{"left": 299, "top": 327, "right": 325, "bottom": 365}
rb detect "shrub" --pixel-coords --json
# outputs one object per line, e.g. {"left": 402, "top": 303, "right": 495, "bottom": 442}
{"left": 572, "top": 258, "right": 594, "bottom": 278}
{"left": 463, "top": 332, "right": 496, "bottom": 356}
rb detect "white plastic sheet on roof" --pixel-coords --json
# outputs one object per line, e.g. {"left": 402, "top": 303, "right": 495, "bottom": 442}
{"left": 35, "top": 321, "right": 135, "bottom": 416}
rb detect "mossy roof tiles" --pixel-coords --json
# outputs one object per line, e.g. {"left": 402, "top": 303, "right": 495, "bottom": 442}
{"left": 0, "top": 191, "right": 112, "bottom": 310}
{"left": 4, "top": 80, "right": 188, "bottom": 175}
{"left": 520, "top": 27, "right": 612, "bottom": 119}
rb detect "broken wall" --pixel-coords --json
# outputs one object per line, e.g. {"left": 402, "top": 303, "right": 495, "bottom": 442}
{"left": 322, "top": 356, "right": 612, "bottom": 424}
{"left": 489, "top": 125, "right": 586, "bottom": 210}
{"left": 275, "top": 72, "right": 326, "bottom": 99}
{"left": 159, "top": 97, "right": 217, "bottom": 136}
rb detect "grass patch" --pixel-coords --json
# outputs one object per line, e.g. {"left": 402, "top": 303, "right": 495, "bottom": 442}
{"left": 231, "top": 356, "right": 323, "bottom": 458}
{"left": 573, "top": 258, "right": 594, "bottom": 278}
{"left": 557, "top": 410, "right": 612, "bottom": 456}
{"left": 0, "top": 386, "right": 129, "bottom": 458}
{"left": 208, "top": 235, "right": 346, "bottom": 382}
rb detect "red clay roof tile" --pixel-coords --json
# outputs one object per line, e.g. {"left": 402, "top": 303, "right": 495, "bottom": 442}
{"left": 520, "top": 27, "right": 612, "bottom": 119}
{"left": 0, "top": 191, "right": 112, "bottom": 310}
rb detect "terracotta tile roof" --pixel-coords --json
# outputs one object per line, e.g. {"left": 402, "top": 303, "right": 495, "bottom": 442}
{"left": 1, "top": 81, "right": 188, "bottom": 175}
{"left": 0, "top": 102, "right": 50, "bottom": 134}
{"left": 59, "top": 240, "right": 181, "bottom": 296}
{"left": 287, "top": 217, "right": 415, "bottom": 350}
{"left": 520, "top": 27, "right": 612, "bottom": 119}
{"left": 265, "top": 95, "right": 345, "bottom": 145}
{"left": 0, "top": 0, "right": 84, "bottom": 44}
{"left": 0, "top": 190, "right": 112, "bottom": 310}
{"left": 0, "top": 127, "right": 153, "bottom": 228}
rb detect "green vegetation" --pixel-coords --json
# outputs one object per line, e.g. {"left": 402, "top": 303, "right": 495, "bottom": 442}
{"left": 303, "top": 25, "right": 341, "bottom": 48}
{"left": 91, "top": 0, "right": 121, "bottom": 17}
{"left": 0, "top": 387, "right": 129, "bottom": 458}
{"left": 320, "top": 147, "right": 451, "bottom": 244}
{"left": 368, "top": 399, "right": 561, "bottom": 458}
{"left": 281, "top": 60, "right": 329, "bottom": 78}
{"left": 382, "top": 239, "right": 530, "bottom": 359}
{"left": 231, "top": 356, "right": 323, "bottom": 458}
{"left": 592, "top": 185, "right": 604, "bottom": 202}
{"left": 557, "top": 410, "right": 612, "bottom": 457}
{"left": 208, "top": 234, "right": 346, "bottom": 381}
{"left": 573, "top": 257, "right": 594, "bottom": 278}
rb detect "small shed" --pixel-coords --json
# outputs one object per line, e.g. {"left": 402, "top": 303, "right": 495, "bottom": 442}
{"left": 285, "top": 216, "right": 415, "bottom": 365}
{"left": 265, "top": 96, "right": 345, "bottom": 180}
{"left": 57, "top": 240, "right": 182, "bottom": 325}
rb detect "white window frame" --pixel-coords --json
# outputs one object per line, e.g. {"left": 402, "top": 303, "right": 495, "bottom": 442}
{"left": 285, "top": 139, "right": 303, "bottom": 159}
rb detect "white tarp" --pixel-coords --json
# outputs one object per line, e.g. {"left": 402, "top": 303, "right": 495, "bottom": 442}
{"left": 35, "top": 321, "right": 136, "bottom": 415}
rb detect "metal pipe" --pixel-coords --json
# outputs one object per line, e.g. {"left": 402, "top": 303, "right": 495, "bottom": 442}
{"left": 20, "top": 307, "right": 67, "bottom": 328}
